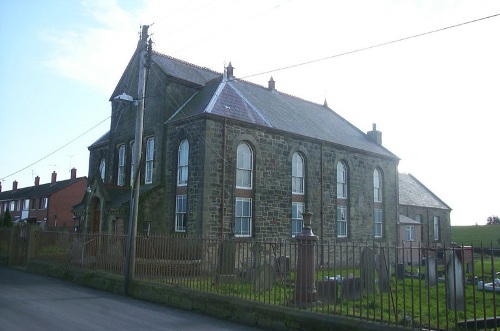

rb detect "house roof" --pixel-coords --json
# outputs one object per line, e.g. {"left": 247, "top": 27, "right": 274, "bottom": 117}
{"left": 399, "top": 173, "right": 451, "bottom": 210}
{"left": 399, "top": 214, "right": 421, "bottom": 225}
{"left": 88, "top": 131, "right": 110, "bottom": 150}
{"left": 0, "top": 177, "right": 86, "bottom": 202}
{"left": 163, "top": 62, "right": 398, "bottom": 159}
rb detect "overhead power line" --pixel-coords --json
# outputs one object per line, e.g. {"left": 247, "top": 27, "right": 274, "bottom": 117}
{"left": 1, "top": 117, "right": 110, "bottom": 181}
{"left": 241, "top": 13, "right": 500, "bottom": 80}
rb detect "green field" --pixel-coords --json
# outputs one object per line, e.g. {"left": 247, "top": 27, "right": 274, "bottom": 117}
{"left": 451, "top": 225, "right": 500, "bottom": 248}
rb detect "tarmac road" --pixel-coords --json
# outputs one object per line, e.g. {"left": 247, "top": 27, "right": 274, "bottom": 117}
{"left": 0, "top": 267, "right": 268, "bottom": 331}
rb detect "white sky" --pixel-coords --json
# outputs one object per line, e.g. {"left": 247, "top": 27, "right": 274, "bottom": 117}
{"left": 0, "top": 0, "right": 499, "bottom": 226}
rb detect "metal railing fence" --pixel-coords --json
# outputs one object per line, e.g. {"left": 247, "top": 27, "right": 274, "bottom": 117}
{"left": 4, "top": 230, "right": 500, "bottom": 330}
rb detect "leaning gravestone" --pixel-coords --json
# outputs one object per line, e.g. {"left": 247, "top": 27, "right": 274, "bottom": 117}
{"left": 446, "top": 252, "right": 465, "bottom": 311}
{"left": 425, "top": 256, "right": 437, "bottom": 287}
{"left": 360, "top": 247, "right": 376, "bottom": 294}
{"left": 376, "top": 249, "right": 391, "bottom": 293}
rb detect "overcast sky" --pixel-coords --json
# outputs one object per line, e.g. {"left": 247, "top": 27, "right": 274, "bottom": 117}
{"left": 1, "top": 0, "right": 499, "bottom": 226}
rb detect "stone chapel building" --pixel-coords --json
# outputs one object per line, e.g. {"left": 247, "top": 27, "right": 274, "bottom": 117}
{"left": 75, "top": 40, "right": 403, "bottom": 245}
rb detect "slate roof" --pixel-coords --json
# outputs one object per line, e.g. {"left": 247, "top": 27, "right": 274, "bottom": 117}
{"left": 167, "top": 68, "right": 398, "bottom": 159}
{"left": 399, "top": 173, "right": 451, "bottom": 210}
{"left": 88, "top": 131, "right": 110, "bottom": 149}
{"left": 399, "top": 214, "right": 421, "bottom": 224}
{"left": 0, "top": 177, "right": 86, "bottom": 201}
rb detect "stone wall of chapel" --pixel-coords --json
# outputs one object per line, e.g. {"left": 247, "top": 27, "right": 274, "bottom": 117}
{"left": 399, "top": 205, "right": 451, "bottom": 248}
{"left": 195, "top": 118, "right": 399, "bottom": 245}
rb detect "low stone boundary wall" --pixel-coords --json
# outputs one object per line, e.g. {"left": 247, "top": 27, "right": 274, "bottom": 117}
{"left": 26, "top": 260, "right": 405, "bottom": 331}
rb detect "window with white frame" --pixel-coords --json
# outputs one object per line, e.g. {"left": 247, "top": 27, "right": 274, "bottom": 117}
{"left": 433, "top": 216, "right": 440, "bottom": 241}
{"left": 10, "top": 201, "right": 15, "bottom": 211}
{"left": 16, "top": 200, "right": 20, "bottom": 211}
{"left": 145, "top": 137, "right": 154, "bottom": 184}
{"left": 130, "top": 141, "right": 135, "bottom": 186}
{"left": 177, "top": 139, "right": 189, "bottom": 186}
{"left": 337, "top": 161, "right": 348, "bottom": 198}
{"left": 117, "top": 145, "right": 125, "bottom": 186}
{"left": 236, "top": 142, "right": 253, "bottom": 189}
{"left": 235, "top": 197, "right": 252, "bottom": 237}
{"left": 292, "top": 153, "right": 304, "bottom": 194}
{"left": 291, "top": 202, "right": 304, "bottom": 237}
{"left": 373, "top": 168, "right": 382, "bottom": 202}
{"left": 23, "top": 199, "right": 29, "bottom": 211}
{"left": 175, "top": 195, "right": 187, "bottom": 232}
{"left": 405, "top": 225, "right": 415, "bottom": 241}
{"left": 99, "top": 158, "right": 106, "bottom": 181}
{"left": 374, "top": 208, "right": 383, "bottom": 238}
{"left": 337, "top": 205, "right": 348, "bottom": 238}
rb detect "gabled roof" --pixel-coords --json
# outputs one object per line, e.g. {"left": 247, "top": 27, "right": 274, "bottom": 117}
{"left": 399, "top": 214, "right": 421, "bottom": 225}
{"left": 399, "top": 173, "right": 451, "bottom": 210}
{"left": 167, "top": 71, "right": 398, "bottom": 159}
{"left": 0, "top": 177, "right": 86, "bottom": 202}
{"left": 88, "top": 131, "right": 110, "bottom": 150}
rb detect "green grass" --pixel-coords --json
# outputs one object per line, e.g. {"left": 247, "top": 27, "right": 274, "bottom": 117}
{"left": 451, "top": 225, "right": 500, "bottom": 247}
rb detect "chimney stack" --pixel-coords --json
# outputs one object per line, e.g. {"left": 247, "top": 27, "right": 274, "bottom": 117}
{"left": 226, "top": 62, "right": 234, "bottom": 79}
{"left": 13, "top": 180, "right": 18, "bottom": 191}
{"left": 367, "top": 123, "right": 382, "bottom": 145}
{"left": 71, "top": 168, "right": 77, "bottom": 179}
{"left": 35, "top": 176, "right": 40, "bottom": 186}
{"left": 51, "top": 171, "right": 57, "bottom": 183}
{"left": 268, "top": 76, "right": 275, "bottom": 90}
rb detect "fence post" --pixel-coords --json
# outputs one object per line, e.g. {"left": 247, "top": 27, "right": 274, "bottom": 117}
{"left": 294, "top": 211, "right": 318, "bottom": 305}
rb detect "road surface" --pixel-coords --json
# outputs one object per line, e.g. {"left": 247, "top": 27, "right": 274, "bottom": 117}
{"left": 0, "top": 267, "right": 268, "bottom": 331}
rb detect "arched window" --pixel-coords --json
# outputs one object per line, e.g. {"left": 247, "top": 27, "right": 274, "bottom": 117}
{"left": 177, "top": 140, "right": 189, "bottom": 186}
{"left": 236, "top": 142, "right": 253, "bottom": 189}
{"left": 99, "top": 158, "right": 106, "bottom": 181}
{"left": 373, "top": 168, "right": 383, "bottom": 238}
{"left": 292, "top": 152, "right": 304, "bottom": 194}
{"left": 336, "top": 161, "right": 348, "bottom": 198}
{"left": 373, "top": 168, "right": 382, "bottom": 202}
{"left": 117, "top": 145, "right": 125, "bottom": 186}
{"left": 145, "top": 137, "right": 154, "bottom": 184}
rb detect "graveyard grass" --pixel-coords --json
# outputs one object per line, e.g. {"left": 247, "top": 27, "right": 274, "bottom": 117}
{"left": 158, "top": 258, "right": 500, "bottom": 330}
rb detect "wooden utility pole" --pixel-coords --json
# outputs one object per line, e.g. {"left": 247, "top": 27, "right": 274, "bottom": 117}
{"left": 124, "top": 25, "right": 149, "bottom": 295}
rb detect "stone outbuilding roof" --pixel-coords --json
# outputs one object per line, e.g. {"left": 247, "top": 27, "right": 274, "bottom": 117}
{"left": 399, "top": 173, "right": 451, "bottom": 210}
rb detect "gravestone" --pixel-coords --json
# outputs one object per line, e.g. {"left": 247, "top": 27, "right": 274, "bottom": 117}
{"left": 253, "top": 262, "right": 274, "bottom": 291}
{"left": 341, "top": 277, "right": 362, "bottom": 301}
{"left": 317, "top": 278, "right": 339, "bottom": 304}
{"left": 216, "top": 239, "right": 236, "bottom": 284}
{"left": 376, "top": 250, "right": 391, "bottom": 292}
{"left": 425, "top": 256, "right": 437, "bottom": 287}
{"left": 360, "top": 247, "right": 376, "bottom": 294}
{"left": 446, "top": 252, "right": 465, "bottom": 311}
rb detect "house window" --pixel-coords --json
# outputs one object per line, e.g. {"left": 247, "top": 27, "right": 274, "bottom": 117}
{"left": 433, "top": 216, "right": 440, "bottom": 241}
{"left": 23, "top": 199, "right": 29, "bottom": 210}
{"left": 236, "top": 142, "right": 253, "bottom": 189}
{"left": 235, "top": 197, "right": 252, "bottom": 237}
{"left": 177, "top": 140, "right": 189, "bottom": 186}
{"left": 99, "top": 158, "right": 106, "bottom": 181}
{"left": 374, "top": 208, "right": 383, "bottom": 238}
{"left": 39, "top": 197, "right": 48, "bottom": 210}
{"left": 31, "top": 198, "right": 36, "bottom": 209}
{"left": 10, "top": 201, "right": 15, "bottom": 211}
{"left": 292, "top": 153, "right": 304, "bottom": 194}
{"left": 337, "top": 206, "right": 348, "bottom": 238}
{"left": 117, "top": 145, "right": 125, "bottom": 186}
{"left": 373, "top": 168, "right": 382, "bottom": 202}
{"left": 291, "top": 202, "right": 304, "bottom": 237}
{"left": 130, "top": 141, "right": 135, "bottom": 186}
{"left": 405, "top": 225, "right": 415, "bottom": 241}
{"left": 16, "top": 200, "right": 20, "bottom": 211}
{"left": 337, "top": 161, "right": 348, "bottom": 198}
{"left": 175, "top": 195, "right": 187, "bottom": 232}
{"left": 145, "top": 137, "right": 154, "bottom": 184}
{"left": 415, "top": 214, "right": 422, "bottom": 223}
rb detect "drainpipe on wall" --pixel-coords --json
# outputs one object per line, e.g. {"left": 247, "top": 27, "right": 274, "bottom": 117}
{"left": 320, "top": 141, "right": 324, "bottom": 264}
{"left": 221, "top": 119, "right": 227, "bottom": 240}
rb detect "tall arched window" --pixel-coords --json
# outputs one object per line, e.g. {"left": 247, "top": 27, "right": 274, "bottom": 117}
{"left": 235, "top": 142, "right": 254, "bottom": 237}
{"left": 292, "top": 152, "right": 304, "bottom": 194}
{"left": 236, "top": 142, "right": 253, "bottom": 189}
{"left": 373, "top": 168, "right": 382, "bottom": 202}
{"left": 145, "top": 137, "right": 154, "bottom": 184}
{"left": 373, "top": 168, "right": 383, "bottom": 238}
{"left": 336, "top": 161, "right": 347, "bottom": 198}
{"left": 99, "top": 158, "right": 106, "bottom": 181}
{"left": 117, "top": 145, "right": 125, "bottom": 186}
{"left": 177, "top": 140, "right": 189, "bottom": 186}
